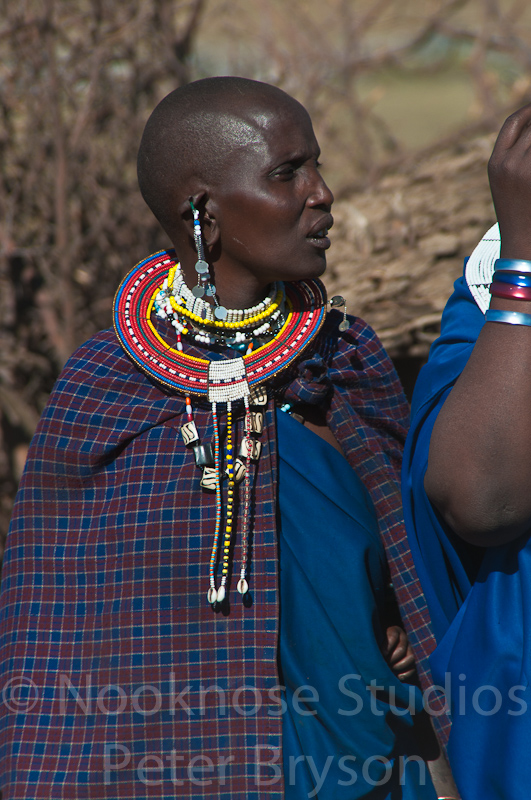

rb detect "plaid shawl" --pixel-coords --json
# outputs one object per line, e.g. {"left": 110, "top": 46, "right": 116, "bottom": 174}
{"left": 0, "top": 305, "right": 448, "bottom": 798}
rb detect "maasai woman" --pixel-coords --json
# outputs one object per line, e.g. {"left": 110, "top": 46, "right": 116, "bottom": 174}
{"left": 403, "top": 102, "right": 531, "bottom": 800}
{"left": 0, "top": 77, "right": 449, "bottom": 798}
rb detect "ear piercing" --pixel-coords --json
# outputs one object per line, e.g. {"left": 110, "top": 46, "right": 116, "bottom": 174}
{"left": 189, "top": 199, "right": 227, "bottom": 320}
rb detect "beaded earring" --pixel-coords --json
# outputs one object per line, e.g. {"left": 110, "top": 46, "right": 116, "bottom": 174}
{"left": 189, "top": 199, "right": 227, "bottom": 320}
{"left": 190, "top": 198, "right": 210, "bottom": 300}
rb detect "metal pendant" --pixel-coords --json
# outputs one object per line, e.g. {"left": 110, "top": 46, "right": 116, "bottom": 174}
{"left": 195, "top": 259, "right": 209, "bottom": 274}
{"left": 330, "top": 295, "right": 345, "bottom": 308}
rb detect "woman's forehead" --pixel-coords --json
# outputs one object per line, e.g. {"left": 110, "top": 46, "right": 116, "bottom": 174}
{"left": 214, "top": 103, "right": 317, "bottom": 167}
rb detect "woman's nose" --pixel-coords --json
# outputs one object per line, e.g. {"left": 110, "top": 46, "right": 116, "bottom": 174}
{"left": 307, "top": 172, "right": 334, "bottom": 209}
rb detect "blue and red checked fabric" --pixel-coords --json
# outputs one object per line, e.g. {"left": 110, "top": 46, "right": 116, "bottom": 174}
{"left": 0, "top": 301, "right": 448, "bottom": 798}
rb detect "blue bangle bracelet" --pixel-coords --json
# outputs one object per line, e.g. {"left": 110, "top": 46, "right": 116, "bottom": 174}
{"left": 493, "top": 271, "right": 531, "bottom": 287}
{"left": 485, "top": 309, "right": 531, "bottom": 326}
{"left": 494, "top": 258, "right": 531, "bottom": 275}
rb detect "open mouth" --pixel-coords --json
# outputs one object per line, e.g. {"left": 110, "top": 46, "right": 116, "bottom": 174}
{"left": 306, "top": 214, "right": 334, "bottom": 246}
{"left": 307, "top": 228, "right": 331, "bottom": 249}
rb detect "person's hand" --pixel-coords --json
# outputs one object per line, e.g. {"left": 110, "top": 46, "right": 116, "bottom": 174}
{"left": 488, "top": 102, "right": 531, "bottom": 260}
{"left": 383, "top": 625, "right": 417, "bottom": 682}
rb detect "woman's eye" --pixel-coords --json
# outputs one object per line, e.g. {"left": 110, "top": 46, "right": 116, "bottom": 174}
{"left": 272, "top": 159, "right": 321, "bottom": 179}
{"left": 274, "top": 166, "right": 296, "bottom": 179}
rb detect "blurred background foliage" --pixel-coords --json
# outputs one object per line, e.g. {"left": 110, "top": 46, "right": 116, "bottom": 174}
{"left": 1, "top": 0, "right": 531, "bottom": 540}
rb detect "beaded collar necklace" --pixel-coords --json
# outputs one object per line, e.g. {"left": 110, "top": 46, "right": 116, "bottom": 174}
{"left": 159, "top": 261, "right": 285, "bottom": 349}
{"left": 113, "top": 249, "right": 328, "bottom": 604}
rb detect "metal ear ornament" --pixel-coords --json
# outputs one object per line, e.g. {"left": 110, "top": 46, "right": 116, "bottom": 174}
{"left": 330, "top": 295, "right": 348, "bottom": 331}
{"left": 189, "top": 199, "right": 227, "bottom": 319}
{"left": 190, "top": 198, "right": 211, "bottom": 300}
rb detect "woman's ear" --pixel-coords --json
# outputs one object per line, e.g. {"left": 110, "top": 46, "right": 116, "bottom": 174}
{"left": 177, "top": 191, "right": 220, "bottom": 249}
{"left": 178, "top": 191, "right": 205, "bottom": 232}
{"left": 203, "top": 196, "right": 220, "bottom": 248}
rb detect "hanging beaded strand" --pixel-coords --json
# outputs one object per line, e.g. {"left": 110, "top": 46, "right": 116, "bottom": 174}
{"left": 237, "top": 396, "right": 253, "bottom": 595}
{"left": 179, "top": 392, "right": 216, "bottom": 487}
{"left": 185, "top": 395, "right": 193, "bottom": 425}
{"left": 216, "top": 402, "right": 235, "bottom": 603}
{"left": 207, "top": 403, "right": 223, "bottom": 604}
{"left": 206, "top": 401, "right": 238, "bottom": 604}
{"left": 180, "top": 395, "right": 199, "bottom": 447}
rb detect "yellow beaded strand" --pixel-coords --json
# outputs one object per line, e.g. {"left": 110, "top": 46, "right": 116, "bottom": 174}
{"left": 169, "top": 291, "right": 283, "bottom": 330}
{"left": 207, "top": 402, "right": 223, "bottom": 605}
{"left": 221, "top": 403, "right": 235, "bottom": 591}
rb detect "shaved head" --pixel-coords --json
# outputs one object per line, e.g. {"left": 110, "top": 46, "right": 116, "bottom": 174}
{"left": 137, "top": 77, "right": 308, "bottom": 240}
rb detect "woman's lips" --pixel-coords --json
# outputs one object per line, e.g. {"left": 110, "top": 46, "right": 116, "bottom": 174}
{"left": 306, "top": 228, "right": 331, "bottom": 249}
{"left": 306, "top": 214, "right": 333, "bottom": 249}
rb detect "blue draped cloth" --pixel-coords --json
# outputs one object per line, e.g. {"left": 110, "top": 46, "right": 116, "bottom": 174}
{"left": 403, "top": 272, "right": 531, "bottom": 800}
{"left": 278, "top": 410, "right": 436, "bottom": 799}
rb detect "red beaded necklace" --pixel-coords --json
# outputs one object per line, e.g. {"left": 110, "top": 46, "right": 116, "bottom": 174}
{"left": 113, "top": 250, "right": 327, "bottom": 398}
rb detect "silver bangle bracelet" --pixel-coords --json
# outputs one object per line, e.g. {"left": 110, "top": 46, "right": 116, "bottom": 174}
{"left": 485, "top": 309, "right": 531, "bottom": 327}
{"left": 494, "top": 258, "right": 531, "bottom": 275}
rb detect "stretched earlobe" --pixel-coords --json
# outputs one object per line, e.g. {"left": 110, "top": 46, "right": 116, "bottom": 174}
{"left": 178, "top": 191, "right": 220, "bottom": 248}
{"left": 202, "top": 197, "right": 220, "bottom": 248}
{"left": 178, "top": 191, "right": 206, "bottom": 225}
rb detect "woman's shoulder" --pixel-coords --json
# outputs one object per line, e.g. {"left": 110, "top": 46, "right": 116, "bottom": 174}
{"left": 40, "top": 328, "right": 172, "bottom": 434}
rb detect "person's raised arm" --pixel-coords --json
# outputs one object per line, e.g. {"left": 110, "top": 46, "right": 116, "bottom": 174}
{"left": 425, "top": 103, "right": 531, "bottom": 546}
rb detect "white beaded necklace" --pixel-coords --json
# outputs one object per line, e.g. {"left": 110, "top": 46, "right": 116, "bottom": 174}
{"left": 154, "top": 262, "right": 286, "bottom": 348}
